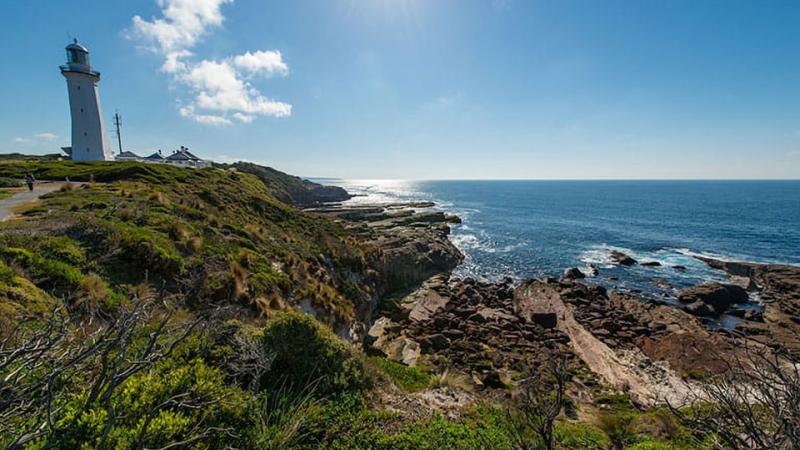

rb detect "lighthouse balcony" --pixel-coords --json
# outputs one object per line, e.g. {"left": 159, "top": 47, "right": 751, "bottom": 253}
{"left": 60, "top": 64, "right": 100, "bottom": 77}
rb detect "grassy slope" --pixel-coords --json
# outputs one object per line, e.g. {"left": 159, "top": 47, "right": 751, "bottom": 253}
{"left": 0, "top": 160, "right": 370, "bottom": 324}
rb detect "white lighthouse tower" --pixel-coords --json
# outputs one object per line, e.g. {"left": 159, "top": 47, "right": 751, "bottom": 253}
{"left": 60, "top": 39, "right": 114, "bottom": 161}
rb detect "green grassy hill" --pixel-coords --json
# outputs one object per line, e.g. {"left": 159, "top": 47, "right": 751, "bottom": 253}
{"left": 0, "top": 160, "right": 371, "bottom": 325}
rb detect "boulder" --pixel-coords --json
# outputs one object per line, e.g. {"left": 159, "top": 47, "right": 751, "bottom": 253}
{"left": 684, "top": 301, "right": 716, "bottom": 317}
{"left": 563, "top": 267, "right": 586, "bottom": 280}
{"left": 642, "top": 261, "right": 662, "bottom": 267}
{"left": 610, "top": 250, "right": 637, "bottom": 266}
{"left": 468, "top": 307, "right": 516, "bottom": 324}
{"left": 419, "top": 333, "right": 451, "bottom": 351}
{"left": 677, "top": 283, "right": 749, "bottom": 313}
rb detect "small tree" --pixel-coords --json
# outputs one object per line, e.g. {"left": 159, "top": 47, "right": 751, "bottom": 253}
{"left": 0, "top": 298, "right": 202, "bottom": 449}
{"left": 505, "top": 350, "right": 569, "bottom": 450}
{"left": 669, "top": 336, "right": 800, "bottom": 450}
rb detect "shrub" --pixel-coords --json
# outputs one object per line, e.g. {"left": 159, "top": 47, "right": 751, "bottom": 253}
{"left": 259, "top": 312, "right": 369, "bottom": 397}
{"left": 555, "top": 422, "right": 611, "bottom": 449}
{"left": 44, "top": 358, "right": 251, "bottom": 450}
{"left": 246, "top": 389, "right": 321, "bottom": 450}
{"left": 0, "top": 247, "right": 85, "bottom": 294}
{"left": 0, "top": 177, "right": 22, "bottom": 188}
{"left": 597, "top": 412, "right": 641, "bottom": 449}
{"left": 370, "top": 357, "right": 431, "bottom": 392}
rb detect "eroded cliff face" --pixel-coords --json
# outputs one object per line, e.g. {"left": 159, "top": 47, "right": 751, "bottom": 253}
{"left": 306, "top": 202, "right": 464, "bottom": 339}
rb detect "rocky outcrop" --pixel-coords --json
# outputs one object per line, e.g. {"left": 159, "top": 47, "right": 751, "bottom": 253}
{"left": 610, "top": 250, "right": 637, "bottom": 266}
{"left": 695, "top": 256, "right": 800, "bottom": 355}
{"left": 677, "top": 283, "right": 749, "bottom": 317}
{"left": 312, "top": 202, "right": 464, "bottom": 296}
{"left": 366, "top": 277, "right": 573, "bottom": 390}
{"left": 562, "top": 267, "right": 585, "bottom": 280}
{"left": 514, "top": 279, "right": 699, "bottom": 405}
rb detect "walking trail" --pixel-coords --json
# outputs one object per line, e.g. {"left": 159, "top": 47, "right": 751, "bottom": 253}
{"left": 0, "top": 183, "right": 64, "bottom": 221}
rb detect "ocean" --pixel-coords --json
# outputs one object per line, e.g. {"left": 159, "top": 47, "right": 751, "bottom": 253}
{"left": 329, "top": 179, "right": 800, "bottom": 306}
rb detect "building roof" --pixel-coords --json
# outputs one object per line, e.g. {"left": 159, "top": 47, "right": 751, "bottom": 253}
{"left": 145, "top": 151, "right": 165, "bottom": 160}
{"left": 165, "top": 149, "right": 202, "bottom": 161}
{"left": 118, "top": 151, "right": 141, "bottom": 158}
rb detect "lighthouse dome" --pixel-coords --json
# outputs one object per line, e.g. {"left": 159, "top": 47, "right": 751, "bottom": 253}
{"left": 66, "top": 40, "right": 89, "bottom": 53}
{"left": 65, "top": 39, "right": 91, "bottom": 69}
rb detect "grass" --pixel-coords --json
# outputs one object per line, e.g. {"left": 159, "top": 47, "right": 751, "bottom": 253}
{"left": 0, "top": 160, "right": 371, "bottom": 326}
{"left": 370, "top": 357, "right": 432, "bottom": 392}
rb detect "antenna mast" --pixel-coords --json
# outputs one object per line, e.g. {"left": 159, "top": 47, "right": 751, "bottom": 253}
{"left": 113, "top": 111, "right": 123, "bottom": 154}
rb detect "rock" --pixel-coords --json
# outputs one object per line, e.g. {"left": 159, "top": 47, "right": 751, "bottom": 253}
{"left": 442, "top": 329, "right": 465, "bottom": 340}
{"left": 587, "top": 264, "right": 599, "bottom": 277}
{"left": 684, "top": 301, "right": 716, "bottom": 317}
{"left": 610, "top": 250, "right": 637, "bottom": 266}
{"left": 677, "top": 283, "right": 749, "bottom": 313}
{"left": 468, "top": 307, "right": 516, "bottom": 324}
{"left": 408, "top": 286, "right": 452, "bottom": 322}
{"left": 672, "top": 265, "right": 687, "bottom": 271}
{"left": 420, "top": 333, "right": 451, "bottom": 351}
{"left": 728, "top": 308, "right": 764, "bottom": 322}
{"left": 477, "top": 370, "right": 506, "bottom": 389}
{"left": 384, "top": 337, "right": 421, "bottom": 367}
{"left": 563, "top": 267, "right": 586, "bottom": 280}
{"left": 531, "top": 312, "right": 558, "bottom": 329}
{"left": 513, "top": 282, "right": 559, "bottom": 329}
{"left": 366, "top": 317, "right": 396, "bottom": 349}
{"left": 642, "top": 261, "right": 662, "bottom": 267}
{"left": 651, "top": 278, "right": 673, "bottom": 290}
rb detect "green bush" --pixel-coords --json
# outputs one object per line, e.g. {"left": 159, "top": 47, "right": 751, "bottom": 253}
{"left": 555, "top": 422, "right": 611, "bottom": 449}
{"left": 0, "top": 176, "right": 22, "bottom": 187}
{"left": 43, "top": 358, "right": 251, "bottom": 450}
{"left": 0, "top": 246, "right": 85, "bottom": 294}
{"left": 597, "top": 412, "right": 642, "bottom": 449}
{"left": 371, "top": 357, "right": 431, "bottom": 392}
{"left": 259, "top": 312, "right": 369, "bottom": 397}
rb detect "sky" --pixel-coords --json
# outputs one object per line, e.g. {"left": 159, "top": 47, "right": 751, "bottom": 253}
{"left": 1, "top": 0, "right": 800, "bottom": 180}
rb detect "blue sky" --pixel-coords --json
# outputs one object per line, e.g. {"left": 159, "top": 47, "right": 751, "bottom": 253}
{"left": 1, "top": 0, "right": 799, "bottom": 179}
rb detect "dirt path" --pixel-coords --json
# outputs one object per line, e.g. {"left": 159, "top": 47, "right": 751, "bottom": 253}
{"left": 0, "top": 183, "right": 65, "bottom": 221}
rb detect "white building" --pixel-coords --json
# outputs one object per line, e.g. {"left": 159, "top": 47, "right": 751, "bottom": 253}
{"left": 60, "top": 39, "right": 114, "bottom": 161}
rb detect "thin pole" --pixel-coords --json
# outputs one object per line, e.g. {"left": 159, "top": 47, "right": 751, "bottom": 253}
{"left": 113, "top": 111, "right": 123, "bottom": 154}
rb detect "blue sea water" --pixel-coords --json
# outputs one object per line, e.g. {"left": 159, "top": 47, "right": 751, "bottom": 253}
{"left": 329, "top": 179, "right": 800, "bottom": 302}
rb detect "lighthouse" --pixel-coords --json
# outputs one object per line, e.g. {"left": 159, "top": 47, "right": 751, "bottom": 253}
{"left": 60, "top": 39, "right": 114, "bottom": 161}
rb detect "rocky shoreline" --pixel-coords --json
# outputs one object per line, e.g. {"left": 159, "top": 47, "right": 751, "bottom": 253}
{"left": 312, "top": 198, "right": 800, "bottom": 406}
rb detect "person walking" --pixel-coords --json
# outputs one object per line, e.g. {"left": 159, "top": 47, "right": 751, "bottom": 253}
{"left": 24, "top": 173, "right": 35, "bottom": 192}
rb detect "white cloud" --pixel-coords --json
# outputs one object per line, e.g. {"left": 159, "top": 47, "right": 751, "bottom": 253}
{"left": 131, "top": 0, "right": 230, "bottom": 72}
{"left": 232, "top": 50, "right": 289, "bottom": 77}
{"left": 129, "top": 0, "right": 291, "bottom": 125}
{"left": 232, "top": 112, "right": 255, "bottom": 123}
{"left": 181, "top": 59, "right": 291, "bottom": 118}
{"left": 13, "top": 133, "right": 59, "bottom": 145}
{"left": 179, "top": 106, "right": 232, "bottom": 125}
{"left": 34, "top": 132, "right": 58, "bottom": 141}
